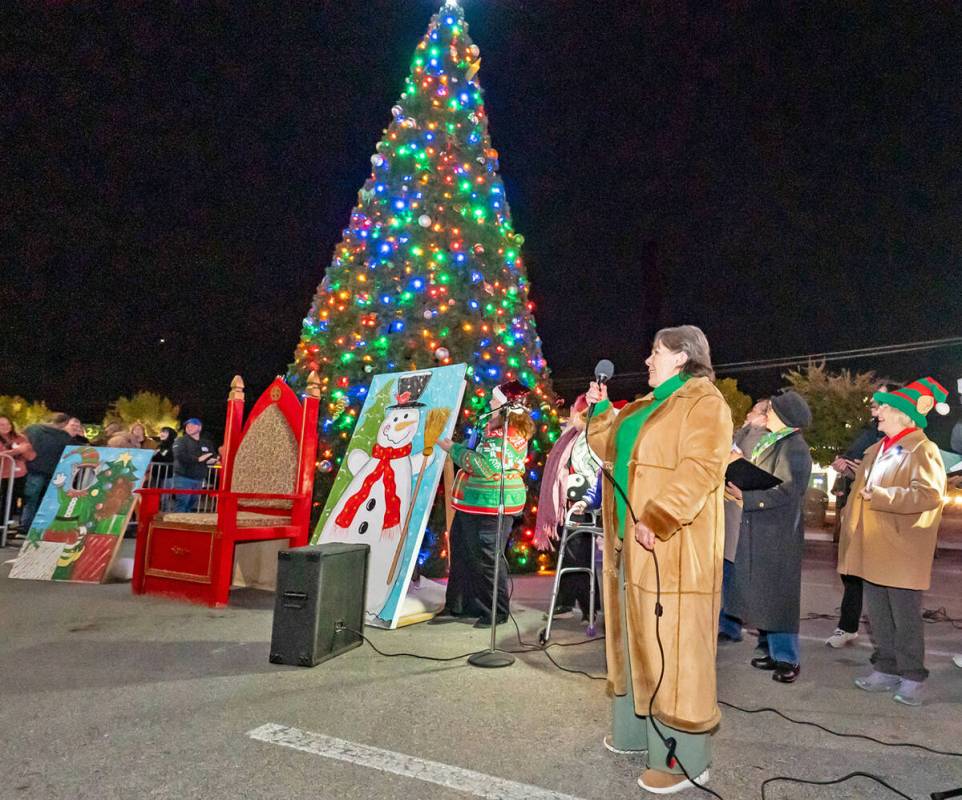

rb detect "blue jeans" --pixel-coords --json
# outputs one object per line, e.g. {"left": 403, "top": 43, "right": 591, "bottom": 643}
{"left": 718, "top": 559, "right": 743, "bottom": 640}
{"left": 20, "top": 472, "right": 51, "bottom": 534}
{"left": 757, "top": 630, "right": 800, "bottom": 666}
{"left": 172, "top": 476, "right": 203, "bottom": 512}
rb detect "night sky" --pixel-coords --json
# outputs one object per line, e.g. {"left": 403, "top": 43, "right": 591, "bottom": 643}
{"left": 4, "top": 1, "right": 961, "bottom": 441}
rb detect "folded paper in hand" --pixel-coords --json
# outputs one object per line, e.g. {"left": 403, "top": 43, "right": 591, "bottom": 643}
{"left": 726, "top": 458, "right": 782, "bottom": 491}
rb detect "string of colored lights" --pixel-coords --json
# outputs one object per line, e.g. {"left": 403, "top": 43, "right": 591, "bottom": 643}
{"left": 288, "top": 1, "right": 560, "bottom": 569}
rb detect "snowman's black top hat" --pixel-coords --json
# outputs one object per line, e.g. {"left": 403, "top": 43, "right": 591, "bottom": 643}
{"left": 388, "top": 371, "right": 432, "bottom": 409}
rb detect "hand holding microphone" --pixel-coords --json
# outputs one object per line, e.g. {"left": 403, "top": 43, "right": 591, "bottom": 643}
{"left": 586, "top": 381, "right": 608, "bottom": 405}
{"left": 586, "top": 359, "right": 615, "bottom": 406}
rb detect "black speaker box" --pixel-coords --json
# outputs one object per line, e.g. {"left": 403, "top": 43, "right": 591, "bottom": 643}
{"left": 269, "top": 543, "right": 369, "bottom": 667}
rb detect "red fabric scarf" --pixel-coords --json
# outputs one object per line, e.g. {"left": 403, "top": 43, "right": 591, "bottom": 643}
{"left": 881, "top": 427, "right": 917, "bottom": 453}
{"left": 335, "top": 443, "right": 412, "bottom": 531}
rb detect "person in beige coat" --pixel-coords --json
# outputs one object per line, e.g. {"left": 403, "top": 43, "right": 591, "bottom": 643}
{"left": 837, "top": 376, "right": 949, "bottom": 706}
{"left": 585, "top": 325, "right": 732, "bottom": 795}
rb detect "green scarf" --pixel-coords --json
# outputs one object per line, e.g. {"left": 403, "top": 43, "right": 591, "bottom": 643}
{"left": 608, "top": 372, "right": 690, "bottom": 540}
{"left": 750, "top": 426, "right": 797, "bottom": 463}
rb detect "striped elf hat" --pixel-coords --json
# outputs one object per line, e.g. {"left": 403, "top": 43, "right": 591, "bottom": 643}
{"left": 873, "top": 377, "right": 950, "bottom": 429}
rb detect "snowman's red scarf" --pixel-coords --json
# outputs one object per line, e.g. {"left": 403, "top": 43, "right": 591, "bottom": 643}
{"left": 335, "top": 443, "right": 412, "bottom": 534}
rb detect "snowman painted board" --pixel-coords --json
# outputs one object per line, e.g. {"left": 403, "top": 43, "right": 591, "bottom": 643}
{"left": 320, "top": 372, "right": 435, "bottom": 616}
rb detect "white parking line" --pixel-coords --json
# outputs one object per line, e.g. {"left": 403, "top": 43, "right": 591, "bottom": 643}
{"left": 248, "top": 723, "right": 589, "bottom": 800}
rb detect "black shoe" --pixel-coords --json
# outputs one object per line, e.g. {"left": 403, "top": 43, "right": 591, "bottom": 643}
{"left": 718, "top": 632, "right": 742, "bottom": 643}
{"left": 474, "top": 614, "right": 508, "bottom": 628}
{"left": 428, "top": 608, "right": 472, "bottom": 625}
{"left": 772, "top": 662, "right": 800, "bottom": 683}
{"left": 751, "top": 655, "right": 777, "bottom": 670}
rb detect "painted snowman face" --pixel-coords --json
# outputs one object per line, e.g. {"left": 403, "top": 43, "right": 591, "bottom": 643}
{"left": 378, "top": 408, "right": 421, "bottom": 448}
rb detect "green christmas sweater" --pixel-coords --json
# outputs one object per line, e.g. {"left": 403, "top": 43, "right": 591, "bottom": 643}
{"left": 450, "top": 425, "right": 529, "bottom": 515}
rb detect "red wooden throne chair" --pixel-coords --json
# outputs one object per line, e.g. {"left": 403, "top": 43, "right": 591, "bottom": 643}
{"left": 132, "top": 373, "right": 320, "bottom": 607}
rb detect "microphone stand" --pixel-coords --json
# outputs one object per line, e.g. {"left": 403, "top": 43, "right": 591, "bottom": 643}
{"left": 468, "top": 400, "right": 524, "bottom": 669}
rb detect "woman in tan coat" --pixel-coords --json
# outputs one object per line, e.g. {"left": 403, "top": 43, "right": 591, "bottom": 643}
{"left": 586, "top": 325, "right": 732, "bottom": 795}
{"left": 837, "top": 377, "right": 948, "bottom": 707}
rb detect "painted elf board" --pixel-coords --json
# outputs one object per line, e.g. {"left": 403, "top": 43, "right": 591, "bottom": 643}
{"left": 10, "top": 446, "right": 154, "bottom": 583}
{"left": 314, "top": 364, "right": 466, "bottom": 628}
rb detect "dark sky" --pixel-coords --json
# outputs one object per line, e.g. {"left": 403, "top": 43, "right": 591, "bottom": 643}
{"left": 4, "top": 1, "right": 961, "bottom": 438}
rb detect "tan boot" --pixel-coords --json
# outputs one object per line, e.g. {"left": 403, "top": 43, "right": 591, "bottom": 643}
{"left": 637, "top": 767, "right": 710, "bottom": 795}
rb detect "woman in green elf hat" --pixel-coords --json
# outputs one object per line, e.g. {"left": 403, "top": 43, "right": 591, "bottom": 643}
{"left": 837, "top": 377, "right": 949, "bottom": 706}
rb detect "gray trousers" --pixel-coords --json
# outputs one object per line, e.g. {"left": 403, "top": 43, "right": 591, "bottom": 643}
{"left": 863, "top": 580, "right": 928, "bottom": 682}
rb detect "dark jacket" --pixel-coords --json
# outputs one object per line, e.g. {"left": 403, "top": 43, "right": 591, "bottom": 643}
{"left": 172, "top": 434, "right": 216, "bottom": 480}
{"left": 24, "top": 424, "right": 74, "bottom": 476}
{"left": 728, "top": 430, "right": 813, "bottom": 632}
{"left": 834, "top": 421, "right": 883, "bottom": 508}
{"left": 152, "top": 429, "right": 178, "bottom": 464}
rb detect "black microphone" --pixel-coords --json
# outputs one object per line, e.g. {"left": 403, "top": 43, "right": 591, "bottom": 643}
{"left": 594, "top": 359, "right": 615, "bottom": 387}
{"left": 587, "top": 359, "right": 615, "bottom": 421}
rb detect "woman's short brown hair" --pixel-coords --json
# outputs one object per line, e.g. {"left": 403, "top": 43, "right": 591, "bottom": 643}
{"left": 654, "top": 325, "right": 715, "bottom": 381}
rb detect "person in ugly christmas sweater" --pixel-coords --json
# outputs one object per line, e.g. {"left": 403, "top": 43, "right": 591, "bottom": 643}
{"left": 434, "top": 380, "right": 535, "bottom": 627}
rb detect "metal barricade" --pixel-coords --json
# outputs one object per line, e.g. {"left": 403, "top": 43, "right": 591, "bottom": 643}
{"left": 141, "top": 462, "right": 220, "bottom": 513}
{"left": 0, "top": 453, "right": 15, "bottom": 548}
{"left": 538, "top": 507, "right": 604, "bottom": 644}
{"left": 200, "top": 464, "right": 221, "bottom": 513}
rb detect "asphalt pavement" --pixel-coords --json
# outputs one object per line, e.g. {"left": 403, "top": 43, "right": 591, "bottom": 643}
{"left": 1, "top": 542, "right": 960, "bottom": 800}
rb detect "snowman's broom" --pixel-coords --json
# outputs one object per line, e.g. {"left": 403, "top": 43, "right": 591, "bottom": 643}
{"left": 386, "top": 406, "right": 451, "bottom": 584}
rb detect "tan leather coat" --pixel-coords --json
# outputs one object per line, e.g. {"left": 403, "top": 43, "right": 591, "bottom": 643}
{"left": 586, "top": 377, "right": 732, "bottom": 733}
{"left": 838, "top": 429, "right": 945, "bottom": 590}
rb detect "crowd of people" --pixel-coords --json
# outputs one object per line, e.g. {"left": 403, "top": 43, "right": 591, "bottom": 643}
{"left": 0, "top": 414, "right": 221, "bottom": 534}
{"left": 3, "top": 331, "right": 960, "bottom": 796}
{"left": 432, "top": 325, "right": 959, "bottom": 795}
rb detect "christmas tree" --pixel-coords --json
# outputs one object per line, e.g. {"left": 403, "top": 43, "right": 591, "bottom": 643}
{"left": 288, "top": 0, "right": 560, "bottom": 571}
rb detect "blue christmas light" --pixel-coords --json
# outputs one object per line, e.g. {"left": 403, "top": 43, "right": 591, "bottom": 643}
{"left": 468, "top": 299, "right": 479, "bottom": 310}
{"left": 470, "top": 270, "right": 483, "bottom": 283}
{"left": 381, "top": 294, "right": 392, "bottom": 304}
{"left": 391, "top": 321, "right": 405, "bottom": 333}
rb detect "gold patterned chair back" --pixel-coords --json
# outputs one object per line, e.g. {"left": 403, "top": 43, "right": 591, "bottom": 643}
{"left": 229, "top": 403, "right": 297, "bottom": 509}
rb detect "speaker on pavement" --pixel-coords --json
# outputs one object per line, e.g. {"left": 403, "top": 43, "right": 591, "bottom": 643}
{"left": 269, "top": 543, "right": 369, "bottom": 667}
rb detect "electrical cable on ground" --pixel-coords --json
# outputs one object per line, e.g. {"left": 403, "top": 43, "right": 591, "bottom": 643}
{"left": 759, "top": 771, "right": 915, "bottom": 800}
{"left": 718, "top": 702, "right": 962, "bottom": 758}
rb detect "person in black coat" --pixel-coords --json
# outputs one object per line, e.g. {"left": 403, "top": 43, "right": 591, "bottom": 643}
{"left": 726, "top": 390, "right": 813, "bottom": 685}
{"left": 152, "top": 427, "right": 178, "bottom": 464}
